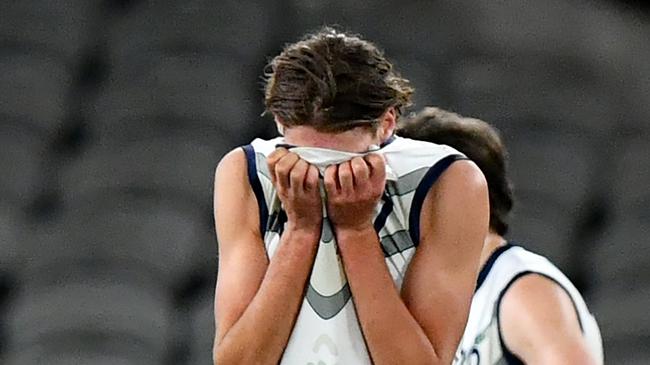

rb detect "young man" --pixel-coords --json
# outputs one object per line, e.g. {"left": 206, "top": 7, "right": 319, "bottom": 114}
{"left": 212, "top": 29, "right": 489, "bottom": 364}
{"left": 399, "top": 107, "right": 604, "bottom": 365}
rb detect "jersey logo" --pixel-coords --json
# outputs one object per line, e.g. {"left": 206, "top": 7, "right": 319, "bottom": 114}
{"left": 306, "top": 219, "right": 352, "bottom": 319}
{"left": 307, "top": 334, "right": 340, "bottom": 365}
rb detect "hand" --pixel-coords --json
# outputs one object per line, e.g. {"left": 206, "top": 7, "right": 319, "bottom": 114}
{"left": 324, "top": 154, "right": 386, "bottom": 232}
{"left": 267, "top": 148, "right": 323, "bottom": 234}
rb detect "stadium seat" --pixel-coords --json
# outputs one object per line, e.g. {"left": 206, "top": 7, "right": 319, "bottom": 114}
{"left": 447, "top": 55, "right": 615, "bottom": 136}
{"left": 22, "top": 193, "right": 215, "bottom": 289}
{"left": 388, "top": 55, "right": 444, "bottom": 110}
{"left": 0, "top": 53, "right": 71, "bottom": 135}
{"left": 187, "top": 294, "right": 215, "bottom": 365}
{"left": 287, "top": 0, "right": 474, "bottom": 60}
{"left": 0, "top": 123, "right": 48, "bottom": 205}
{"left": 5, "top": 277, "right": 173, "bottom": 358}
{"left": 588, "top": 136, "right": 650, "bottom": 362}
{"left": 94, "top": 52, "right": 259, "bottom": 144}
{"left": 0, "top": 199, "right": 28, "bottom": 280}
{"left": 0, "top": 0, "right": 100, "bottom": 64}
{"left": 506, "top": 129, "right": 594, "bottom": 209}
{"left": 591, "top": 283, "right": 650, "bottom": 365}
{"left": 465, "top": 0, "right": 582, "bottom": 54}
{"left": 502, "top": 128, "right": 596, "bottom": 268}
{"left": 508, "top": 194, "right": 574, "bottom": 269}
{"left": 107, "top": 0, "right": 275, "bottom": 66}
{"left": 3, "top": 339, "right": 162, "bottom": 365}
{"left": 591, "top": 136, "right": 650, "bottom": 287}
{"left": 59, "top": 135, "right": 231, "bottom": 206}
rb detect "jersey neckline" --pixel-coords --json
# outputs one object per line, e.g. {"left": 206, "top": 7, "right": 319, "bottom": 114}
{"left": 475, "top": 243, "right": 516, "bottom": 292}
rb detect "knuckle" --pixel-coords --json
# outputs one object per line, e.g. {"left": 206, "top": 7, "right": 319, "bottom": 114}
{"left": 352, "top": 157, "right": 366, "bottom": 168}
{"left": 290, "top": 168, "right": 303, "bottom": 181}
{"left": 368, "top": 154, "right": 384, "bottom": 167}
{"left": 276, "top": 165, "right": 290, "bottom": 176}
{"left": 286, "top": 152, "right": 299, "bottom": 161}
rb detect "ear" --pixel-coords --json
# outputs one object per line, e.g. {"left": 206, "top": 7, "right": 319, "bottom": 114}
{"left": 377, "top": 107, "right": 397, "bottom": 141}
{"left": 274, "top": 115, "right": 286, "bottom": 136}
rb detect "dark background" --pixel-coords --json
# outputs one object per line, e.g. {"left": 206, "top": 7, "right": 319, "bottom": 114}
{"left": 0, "top": 0, "right": 648, "bottom": 364}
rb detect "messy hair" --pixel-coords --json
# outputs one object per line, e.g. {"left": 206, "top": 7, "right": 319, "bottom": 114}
{"left": 264, "top": 27, "right": 413, "bottom": 133}
{"left": 399, "top": 107, "right": 514, "bottom": 235}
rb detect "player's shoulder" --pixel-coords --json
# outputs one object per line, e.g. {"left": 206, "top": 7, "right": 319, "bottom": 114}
{"left": 495, "top": 245, "right": 582, "bottom": 327}
{"left": 215, "top": 147, "right": 246, "bottom": 180}
{"left": 493, "top": 245, "right": 560, "bottom": 278}
{"left": 215, "top": 137, "right": 282, "bottom": 177}
{"left": 499, "top": 269, "right": 585, "bottom": 351}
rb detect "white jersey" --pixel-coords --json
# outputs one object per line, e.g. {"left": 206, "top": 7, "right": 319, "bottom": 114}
{"left": 243, "top": 136, "right": 464, "bottom": 364}
{"left": 454, "top": 244, "right": 604, "bottom": 365}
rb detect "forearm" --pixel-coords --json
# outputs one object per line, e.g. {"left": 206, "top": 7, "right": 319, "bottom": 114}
{"left": 215, "top": 228, "right": 319, "bottom": 364}
{"left": 336, "top": 226, "right": 442, "bottom": 365}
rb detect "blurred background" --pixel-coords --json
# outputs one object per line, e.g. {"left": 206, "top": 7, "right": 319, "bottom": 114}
{"left": 0, "top": 0, "right": 648, "bottom": 364}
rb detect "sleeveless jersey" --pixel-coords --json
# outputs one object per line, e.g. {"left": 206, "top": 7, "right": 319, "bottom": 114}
{"left": 243, "top": 136, "right": 464, "bottom": 364}
{"left": 454, "top": 244, "right": 604, "bottom": 365}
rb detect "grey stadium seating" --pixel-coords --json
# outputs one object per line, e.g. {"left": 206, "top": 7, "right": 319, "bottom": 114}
{"left": 4, "top": 283, "right": 170, "bottom": 364}
{"left": 106, "top": 0, "right": 275, "bottom": 65}
{"left": 187, "top": 294, "right": 216, "bottom": 365}
{"left": 59, "top": 135, "right": 232, "bottom": 206}
{"left": 504, "top": 128, "right": 597, "bottom": 269}
{"left": 93, "top": 52, "right": 258, "bottom": 144}
{"left": 0, "top": 123, "right": 48, "bottom": 205}
{"left": 0, "top": 53, "right": 71, "bottom": 136}
{"left": 0, "top": 0, "right": 100, "bottom": 64}
{"left": 0, "top": 1, "right": 648, "bottom": 364}
{"left": 21, "top": 194, "right": 215, "bottom": 288}
{"left": 590, "top": 135, "right": 650, "bottom": 364}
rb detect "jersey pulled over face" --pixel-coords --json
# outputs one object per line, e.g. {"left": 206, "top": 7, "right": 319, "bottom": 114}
{"left": 454, "top": 244, "right": 604, "bottom": 365}
{"left": 243, "top": 136, "right": 465, "bottom": 364}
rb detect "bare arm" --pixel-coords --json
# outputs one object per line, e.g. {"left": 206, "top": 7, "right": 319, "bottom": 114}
{"left": 500, "top": 274, "right": 598, "bottom": 365}
{"left": 325, "top": 156, "right": 489, "bottom": 364}
{"left": 213, "top": 148, "right": 322, "bottom": 364}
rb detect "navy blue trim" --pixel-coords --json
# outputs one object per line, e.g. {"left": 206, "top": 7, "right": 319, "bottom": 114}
{"left": 408, "top": 154, "right": 466, "bottom": 245}
{"left": 373, "top": 193, "right": 394, "bottom": 233}
{"left": 242, "top": 145, "right": 268, "bottom": 236}
{"left": 275, "top": 143, "right": 295, "bottom": 149}
{"left": 380, "top": 134, "right": 396, "bottom": 148}
{"left": 475, "top": 244, "right": 515, "bottom": 293}
{"left": 496, "top": 271, "right": 529, "bottom": 365}
{"left": 496, "top": 271, "right": 585, "bottom": 364}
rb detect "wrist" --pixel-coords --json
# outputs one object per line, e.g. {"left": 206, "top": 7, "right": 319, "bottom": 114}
{"left": 334, "top": 223, "right": 377, "bottom": 243}
{"left": 284, "top": 223, "right": 322, "bottom": 240}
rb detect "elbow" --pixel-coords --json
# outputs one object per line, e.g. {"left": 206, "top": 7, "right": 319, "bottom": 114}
{"left": 213, "top": 341, "right": 270, "bottom": 365}
{"left": 213, "top": 344, "right": 240, "bottom": 365}
{"left": 213, "top": 343, "right": 244, "bottom": 365}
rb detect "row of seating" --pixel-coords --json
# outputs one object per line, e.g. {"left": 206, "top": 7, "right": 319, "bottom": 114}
{"left": 1, "top": 0, "right": 648, "bottom": 363}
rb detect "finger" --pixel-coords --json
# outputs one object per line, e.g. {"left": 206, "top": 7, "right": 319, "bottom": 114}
{"left": 274, "top": 152, "right": 300, "bottom": 191}
{"left": 305, "top": 165, "right": 320, "bottom": 192}
{"left": 338, "top": 161, "right": 354, "bottom": 194}
{"left": 324, "top": 165, "right": 339, "bottom": 195}
{"left": 289, "top": 159, "right": 309, "bottom": 192}
{"left": 350, "top": 157, "right": 369, "bottom": 185}
{"left": 267, "top": 147, "right": 289, "bottom": 186}
{"left": 365, "top": 153, "right": 386, "bottom": 182}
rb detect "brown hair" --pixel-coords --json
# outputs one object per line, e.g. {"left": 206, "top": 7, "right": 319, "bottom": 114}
{"left": 264, "top": 27, "right": 413, "bottom": 133}
{"left": 398, "top": 107, "right": 514, "bottom": 235}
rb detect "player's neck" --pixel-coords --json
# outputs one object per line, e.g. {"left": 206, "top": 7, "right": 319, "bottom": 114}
{"left": 479, "top": 231, "right": 508, "bottom": 269}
